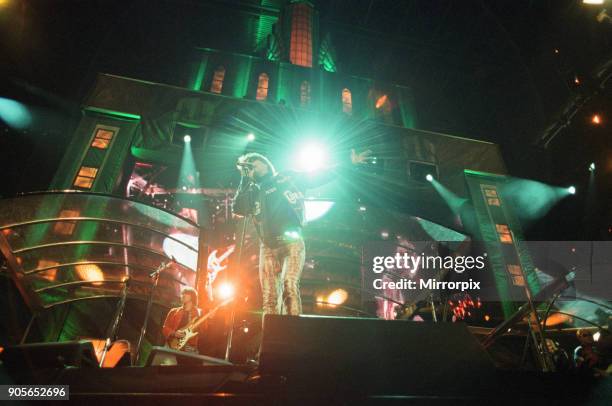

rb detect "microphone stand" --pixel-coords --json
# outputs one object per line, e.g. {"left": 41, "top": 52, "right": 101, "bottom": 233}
{"left": 100, "top": 276, "right": 130, "bottom": 367}
{"left": 134, "top": 260, "right": 173, "bottom": 364}
{"left": 224, "top": 172, "right": 252, "bottom": 362}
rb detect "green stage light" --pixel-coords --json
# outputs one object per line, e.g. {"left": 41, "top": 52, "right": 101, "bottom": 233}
{"left": 184, "top": 134, "right": 191, "bottom": 143}
{"left": 247, "top": 133, "right": 256, "bottom": 142}
{"left": 0, "top": 97, "right": 32, "bottom": 130}
{"left": 430, "top": 177, "right": 468, "bottom": 216}
{"left": 297, "top": 141, "right": 328, "bottom": 172}
{"left": 589, "top": 162, "right": 595, "bottom": 172}
{"left": 568, "top": 186, "right": 576, "bottom": 195}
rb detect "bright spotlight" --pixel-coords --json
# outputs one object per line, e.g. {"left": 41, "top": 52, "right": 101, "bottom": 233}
{"left": 568, "top": 186, "right": 576, "bottom": 195}
{"left": 593, "top": 331, "right": 601, "bottom": 342}
{"left": 583, "top": 0, "right": 604, "bottom": 5}
{"left": 184, "top": 134, "right": 191, "bottom": 143}
{"left": 591, "top": 114, "right": 602, "bottom": 125}
{"left": 589, "top": 162, "right": 596, "bottom": 172}
{"left": 218, "top": 282, "right": 235, "bottom": 300}
{"left": 297, "top": 142, "right": 327, "bottom": 172}
{"left": 247, "top": 133, "right": 255, "bottom": 142}
{"left": 327, "top": 289, "right": 348, "bottom": 306}
{"left": 425, "top": 174, "right": 434, "bottom": 182}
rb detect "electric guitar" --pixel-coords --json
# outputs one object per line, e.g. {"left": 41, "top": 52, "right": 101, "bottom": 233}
{"left": 166, "top": 297, "right": 233, "bottom": 351}
{"left": 205, "top": 245, "right": 235, "bottom": 300}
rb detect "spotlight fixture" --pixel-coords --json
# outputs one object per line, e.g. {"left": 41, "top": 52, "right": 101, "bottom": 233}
{"left": 568, "top": 186, "right": 576, "bottom": 195}
{"left": 426, "top": 174, "right": 434, "bottom": 182}
{"left": 589, "top": 162, "right": 596, "bottom": 172}
{"left": 247, "top": 133, "right": 255, "bottom": 142}
{"left": 591, "top": 114, "right": 602, "bottom": 125}
{"left": 184, "top": 134, "right": 191, "bottom": 143}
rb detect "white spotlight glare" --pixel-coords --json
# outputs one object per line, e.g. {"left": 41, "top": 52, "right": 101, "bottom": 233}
{"left": 568, "top": 186, "right": 576, "bottom": 195}
{"left": 184, "top": 134, "right": 191, "bottom": 143}
{"left": 583, "top": 0, "right": 604, "bottom": 5}
{"left": 426, "top": 174, "right": 434, "bottom": 182}
{"left": 297, "top": 142, "right": 327, "bottom": 172}
{"left": 218, "top": 282, "right": 235, "bottom": 300}
{"left": 247, "top": 133, "right": 255, "bottom": 142}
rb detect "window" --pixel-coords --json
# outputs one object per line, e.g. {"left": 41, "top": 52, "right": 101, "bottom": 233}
{"left": 73, "top": 166, "right": 98, "bottom": 189}
{"left": 210, "top": 66, "right": 225, "bottom": 94}
{"left": 256, "top": 73, "right": 269, "bottom": 101}
{"left": 484, "top": 187, "right": 501, "bottom": 206}
{"left": 91, "top": 128, "right": 115, "bottom": 149}
{"left": 495, "top": 224, "right": 513, "bottom": 244}
{"left": 507, "top": 264, "right": 525, "bottom": 286}
{"left": 300, "top": 80, "right": 311, "bottom": 106}
{"left": 342, "top": 88, "right": 352, "bottom": 114}
{"left": 289, "top": 3, "right": 312, "bottom": 67}
{"left": 373, "top": 92, "right": 393, "bottom": 123}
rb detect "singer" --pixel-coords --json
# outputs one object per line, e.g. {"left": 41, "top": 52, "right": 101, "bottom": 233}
{"left": 232, "top": 150, "right": 371, "bottom": 315}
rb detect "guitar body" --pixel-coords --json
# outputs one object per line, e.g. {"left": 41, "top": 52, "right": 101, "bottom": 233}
{"left": 167, "top": 328, "right": 199, "bottom": 351}
{"left": 165, "top": 298, "right": 233, "bottom": 351}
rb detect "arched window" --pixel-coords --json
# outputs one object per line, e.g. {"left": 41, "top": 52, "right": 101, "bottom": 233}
{"left": 289, "top": 3, "right": 313, "bottom": 67}
{"left": 210, "top": 66, "right": 225, "bottom": 94}
{"left": 342, "top": 88, "right": 352, "bottom": 115}
{"left": 256, "top": 73, "right": 269, "bottom": 101}
{"left": 300, "top": 80, "right": 311, "bottom": 106}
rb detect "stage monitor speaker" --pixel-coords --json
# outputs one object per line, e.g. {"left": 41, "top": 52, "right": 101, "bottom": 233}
{"left": 2, "top": 340, "right": 99, "bottom": 370}
{"left": 259, "top": 315, "right": 495, "bottom": 394}
{"left": 145, "top": 346, "right": 233, "bottom": 367}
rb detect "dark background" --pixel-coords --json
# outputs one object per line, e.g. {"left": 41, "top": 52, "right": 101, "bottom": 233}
{"left": 1, "top": 0, "right": 611, "bottom": 240}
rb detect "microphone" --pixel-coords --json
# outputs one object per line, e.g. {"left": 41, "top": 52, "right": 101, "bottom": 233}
{"left": 149, "top": 257, "right": 176, "bottom": 278}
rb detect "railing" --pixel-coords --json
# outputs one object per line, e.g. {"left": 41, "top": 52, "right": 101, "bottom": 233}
{"left": 0, "top": 191, "right": 200, "bottom": 311}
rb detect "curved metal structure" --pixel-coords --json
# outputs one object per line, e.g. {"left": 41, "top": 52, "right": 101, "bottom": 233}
{"left": 0, "top": 191, "right": 200, "bottom": 312}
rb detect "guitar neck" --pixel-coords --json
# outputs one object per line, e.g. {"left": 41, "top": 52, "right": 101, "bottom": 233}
{"left": 188, "top": 298, "right": 233, "bottom": 330}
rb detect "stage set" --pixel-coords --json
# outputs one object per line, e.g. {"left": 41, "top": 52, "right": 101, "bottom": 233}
{"left": 1, "top": 0, "right": 612, "bottom": 404}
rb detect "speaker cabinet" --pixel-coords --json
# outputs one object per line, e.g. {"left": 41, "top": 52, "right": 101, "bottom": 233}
{"left": 260, "top": 315, "right": 495, "bottom": 394}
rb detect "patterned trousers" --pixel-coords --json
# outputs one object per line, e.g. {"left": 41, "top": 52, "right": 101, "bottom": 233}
{"left": 259, "top": 238, "right": 305, "bottom": 315}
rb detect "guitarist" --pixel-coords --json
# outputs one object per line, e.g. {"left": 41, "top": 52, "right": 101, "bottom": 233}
{"left": 162, "top": 287, "right": 202, "bottom": 353}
